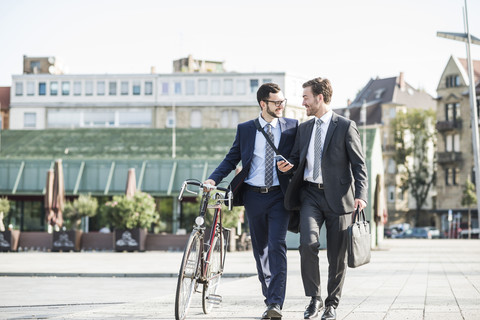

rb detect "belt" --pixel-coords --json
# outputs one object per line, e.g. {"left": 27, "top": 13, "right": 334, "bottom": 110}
{"left": 305, "top": 181, "right": 324, "bottom": 189}
{"left": 245, "top": 185, "right": 281, "bottom": 193}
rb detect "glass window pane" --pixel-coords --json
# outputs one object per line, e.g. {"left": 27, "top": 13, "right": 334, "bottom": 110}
{"left": 231, "top": 110, "right": 239, "bottom": 127}
{"left": 162, "top": 82, "right": 169, "bottom": 95}
{"left": 121, "top": 81, "right": 129, "bottom": 95}
{"left": 190, "top": 110, "right": 202, "bottom": 128}
{"left": 109, "top": 82, "right": 117, "bottom": 95}
{"left": 84, "top": 111, "right": 114, "bottom": 126}
{"left": 198, "top": 79, "right": 208, "bottom": 95}
{"left": 174, "top": 82, "right": 182, "bottom": 95}
{"left": 97, "top": 81, "right": 105, "bottom": 95}
{"left": 50, "top": 81, "right": 58, "bottom": 95}
{"left": 38, "top": 82, "right": 46, "bottom": 96}
{"left": 236, "top": 79, "right": 246, "bottom": 95}
{"left": 250, "top": 79, "right": 258, "bottom": 93}
{"left": 15, "top": 82, "right": 23, "bottom": 96}
{"left": 186, "top": 80, "right": 195, "bottom": 95}
{"left": 85, "top": 81, "right": 93, "bottom": 95}
{"left": 220, "top": 110, "right": 229, "bottom": 128}
{"left": 262, "top": 78, "right": 272, "bottom": 84}
{"left": 166, "top": 110, "right": 175, "bottom": 128}
{"left": 24, "top": 112, "right": 36, "bottom": 128}
{"left": 145, "top": 81, "right": 153, "bottom": 95}
{"left": 118, "top": 110, "right": 152, "bottom": 127}
{"left": 73, "top": 81, "right": 82, "bottom": 95}
{"left": 211, "top": 80, "right": 220, "bottom": 95}
{"left": 27, "top": 81, "right": 35, "bottom": 95}
{"left": 47, "top": 110, "right": 81, "bottom": 128}
{"left": 133, "top": 81, "right": 141, "bottom": 95}
{"left": 223, "top": 79, "right": 233, "bottom": 95}
{"left": 62, "top": 81, "right": 70, "bottom": 95}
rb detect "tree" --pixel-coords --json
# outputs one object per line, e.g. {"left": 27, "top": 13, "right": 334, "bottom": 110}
{"left": 392, "top": 109, "right": 437, "bottom": 226}
{"left": 461, "top": 180, "right": 477, "bottom": 239}
{"left": 64, "top": 194, "right": 99, "bottom": 230}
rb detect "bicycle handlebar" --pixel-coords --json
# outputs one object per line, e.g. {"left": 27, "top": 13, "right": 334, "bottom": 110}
{"left": 178, "top": 179, "right": 233, "bottom": 210}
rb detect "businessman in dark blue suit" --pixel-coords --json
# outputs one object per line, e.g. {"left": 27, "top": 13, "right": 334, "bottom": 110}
{"left": 204, "top": 83, "right": 298, "bottom": 319}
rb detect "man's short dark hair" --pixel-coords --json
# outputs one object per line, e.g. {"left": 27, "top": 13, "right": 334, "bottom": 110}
{"left": 303, "top": 78, "right": 333, "bottom": 104}
{"left": 257, "top": 83, "right": 281, "bottom": 106}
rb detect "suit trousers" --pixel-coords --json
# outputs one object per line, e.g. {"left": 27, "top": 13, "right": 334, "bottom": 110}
{"left": 243, "top": 187, "right": 289, "bottom": 307}
{"left": 299, "top": 185, "right": 352, "bottom": 308}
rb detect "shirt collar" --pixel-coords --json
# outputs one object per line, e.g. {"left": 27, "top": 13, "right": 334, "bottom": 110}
{"left": 316, "top": 109, "right": 333, "bottom": 124}
{"left": 258, "top": 113, "right": 279, "bottom": 129}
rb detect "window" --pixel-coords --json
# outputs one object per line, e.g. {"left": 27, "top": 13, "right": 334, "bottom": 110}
{"left": 198, "top": 79, "right": 208, "bottom": 95}
{"left": 250, "top": 79, "right": 259, "bottom": 93}
{"left": 387, "top": 158, "right": 396, "bottom": 174}
{"left": 121, "top": 81, "right": 129, "bottom": 95}
{"left": 387, "top": 186, "right": 395, "bottom": 202}
{"left": 166, "top": 110, "right": 175, "bottom": 128}
{"left": 220, "top": 110, "right": 239, "bottom": 128}
{"left": 15, "top": 82, "right": 23, "bottom": 96}
{"left": 109, "top": 82, "right": 117, "bottom": 95}
{"left": 174, "top": 82, "right": 182, "bottom": 95}
{"left": 132, "top": 82, "right": 141, "bottom": 95}
{"left": 24, "top": 112, "right": 36, "bottom": 128}
{"left": 263, "top": 78, "right": 272, "bottom": 84}
{"left": 145, "top": 81, "right": 153, "bottom": 95}
{"left": 445, "top": 168, "right": 452, "bottom": 186}
{"left": 50, "top": 81, "right": 58, "bottom": 95}
{"left": 119, "top": 110, "right": 152, "bottom": 127}
{"left": 61, "top": 82, "right": 70, "bottom": 95}
{"left": 389, "top": 107, "right": 396, "bottom": 118}
{"left": 446, "top": 135, "right": 453, "bottom": 152}
{"left": 220, "top": 110, "right": 229, "bottom": 128}
{"left": 446, "top": 75, "right": 461, "bottom": 88}
{"left": 211, "top": 80, "right": 220, "bottom": 95}
{"left": 162, "top": 82, "right": 169, "bottom": 95}
{"left": 27, "top": 81, "right": 35, "bottom": 96}
{"left": 223, "top": 79, "right": 233, "bottom": 95}
{"left": 73, "top": 81, "right": 82, "bottom": 95}
{"left": 84, "top": 110, "right": 114, "bottom": 126}
{"left": 30, "top": 61, "right": 41, "bottom": 72}
{"left": 38, "top": 82, "right": 46, "bottom": 96}
{"left": 445, "top": 103, "right": 460, "bottom": 121}
{"left": 453, "top": 167, "right": 460, "bottom": 185}
{"left": 236, "top": 80, "right": 246, "bottom": 95}
{"left": 190, "top": 109, "right": 202, "bottom": 128}
{"left": 185, "top": 80, "right": 195, "bottom": 95}
{"left": 47, "top": 110, "right": 81, "bottom": 128}
{"left": 97, "top": 81, "right": 105, "bottom": 95}
{"left": 231, "top": 110, "right": 239, "bottom": 127}
{"left": 85, "top": 81, "right": 93, "bottom": 96}
{"left": 454, "top": 134, "right": 460, "bottom": 152}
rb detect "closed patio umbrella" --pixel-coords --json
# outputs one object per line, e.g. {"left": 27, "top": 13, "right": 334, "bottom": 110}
{"left": 52, "top": 159, "right": 65, "bottom": 227}
{"left": 125, "top": 168, "right": 136, "bottom": 198}
{"left": 44, "top": 169, "right": 55, "bottom": 226}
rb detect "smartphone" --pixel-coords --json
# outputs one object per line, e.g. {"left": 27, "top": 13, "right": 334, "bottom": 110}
{"left": 274, "top": 155, "right": 289, "bottom": 163}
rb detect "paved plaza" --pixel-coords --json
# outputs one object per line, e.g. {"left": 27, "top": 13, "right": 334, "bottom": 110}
{"left": 0, "top": 239, "right": 479, "bottom": 319}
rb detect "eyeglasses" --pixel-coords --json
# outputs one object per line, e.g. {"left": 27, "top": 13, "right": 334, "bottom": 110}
{"left": 263, "top": 99, "right": 287, "bottom": 107}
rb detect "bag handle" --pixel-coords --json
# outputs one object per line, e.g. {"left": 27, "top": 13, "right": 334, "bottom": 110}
{"left": 254, "top": 118, "right": 280, "bottom": 155}
{"left": 353, "top": 208, "right": 367, "bottom": 223}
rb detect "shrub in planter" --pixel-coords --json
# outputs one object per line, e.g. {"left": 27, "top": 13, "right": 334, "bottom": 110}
{"left": 102, "top": 191, "right": 157, "bottom": 251}
{"left": 53, "top": 194, "right": 98, "bottom": 252}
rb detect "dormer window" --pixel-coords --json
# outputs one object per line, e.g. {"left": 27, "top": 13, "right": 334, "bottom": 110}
{"left": 374, "top": 89, "right": 385, "bottom": 99}
{"left": 446, "top": 75, "right": 460, "bottom": 88}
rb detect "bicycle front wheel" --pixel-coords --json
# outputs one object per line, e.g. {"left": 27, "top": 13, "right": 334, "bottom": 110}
{"left": 202, "top": 231, "right": 225, "bottom": 314}
{"left": 175, "top": 229, "right": 202, "bottom": 320}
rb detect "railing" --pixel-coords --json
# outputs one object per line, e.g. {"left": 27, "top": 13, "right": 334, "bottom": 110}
{"left": 436, "top": 120, "right": 462, "bottom": 132}
{"left": 437, "top": 152, "right": 463, "bottom": 164}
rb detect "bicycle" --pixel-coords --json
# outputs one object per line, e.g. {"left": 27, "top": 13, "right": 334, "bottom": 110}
{"left": 174, "top": 179, "right": 233, "bottom": 320}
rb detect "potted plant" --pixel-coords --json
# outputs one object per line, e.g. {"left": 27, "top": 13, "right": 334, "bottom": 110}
{"left": 53, "top": 194, "right": 98, "bottom": 252}
{"left": 0, "top": 197, "right": 19, "bottom": 252}
{"left": 102, "top": 191, "right": 157, "bottom": 252}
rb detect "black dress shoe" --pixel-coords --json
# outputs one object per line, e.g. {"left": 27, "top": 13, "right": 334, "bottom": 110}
{"left": 304, "top": 298, "right": 323, "bottom": 319}
{"left": 321, "top": 306, "right": 336, "bottom": 320}
{"left": 262, "top": 303, "right": 282, "bottom": 319}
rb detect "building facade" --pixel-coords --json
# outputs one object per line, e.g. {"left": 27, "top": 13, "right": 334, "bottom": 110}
{"left": 435, "top": 55, "right": 480, "bottom": 232}
{"left": 337, "top": 73, "right": 436, "bottom": 226}
{"left": 10, "top": 72, "right": 308, "bottom": 130}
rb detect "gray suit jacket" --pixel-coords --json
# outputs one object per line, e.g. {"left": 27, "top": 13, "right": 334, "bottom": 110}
{"left": 284, "top": 112, "right": 368, "bottom": 214}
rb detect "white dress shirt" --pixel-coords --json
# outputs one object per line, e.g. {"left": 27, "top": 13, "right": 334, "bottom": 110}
{"left": 304, "top": 110, "right": 333, "bottom": 184}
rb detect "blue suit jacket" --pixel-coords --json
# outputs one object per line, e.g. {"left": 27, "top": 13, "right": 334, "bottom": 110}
{"left": 209, "top": 117, "right": 298, "bottom": 206}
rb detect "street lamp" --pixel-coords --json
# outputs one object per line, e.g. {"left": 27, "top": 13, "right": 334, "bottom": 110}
{"left": 437, "top": 0, "right": 480, "bottom": 233}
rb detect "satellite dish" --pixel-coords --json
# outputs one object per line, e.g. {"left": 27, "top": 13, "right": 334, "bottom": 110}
{"left": 48, "top": 57, "right": 55, "bottom": 64}
{"left": 48, "top": 65, "right": 56, "bottom": 74}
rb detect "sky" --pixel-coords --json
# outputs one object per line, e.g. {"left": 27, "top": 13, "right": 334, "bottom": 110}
{"left": 1, "top": 0, "right": 480, "bottom": 108}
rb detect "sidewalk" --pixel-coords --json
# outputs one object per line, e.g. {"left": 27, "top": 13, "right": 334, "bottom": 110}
{"left": 1, "top": 239, "right": 479, "bottom": 319}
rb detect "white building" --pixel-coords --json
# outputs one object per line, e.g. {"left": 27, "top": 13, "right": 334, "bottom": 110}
{"left": 10, "top": 72, "right": 308, "bottom": 130}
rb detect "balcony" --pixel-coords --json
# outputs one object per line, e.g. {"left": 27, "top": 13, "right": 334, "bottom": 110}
{"left": 436, "top": 120, "right": 462, "bottom": 132}
{"left": 437, "top": 151, "right": 463, "bottom": 164}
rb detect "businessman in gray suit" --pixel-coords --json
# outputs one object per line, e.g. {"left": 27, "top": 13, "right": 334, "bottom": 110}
{"left": 278, "top": 77, "right": 368, "bottom": 320}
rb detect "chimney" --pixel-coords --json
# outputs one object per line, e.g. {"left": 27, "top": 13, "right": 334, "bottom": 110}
{"left": 150, "top": 66, "right": 156, "bottom": 74}
{"left": 399, "top": 72, "right": 405, "bottom": 90}
{"left": 347, "top": 99, "right": 352, "bottom": 106}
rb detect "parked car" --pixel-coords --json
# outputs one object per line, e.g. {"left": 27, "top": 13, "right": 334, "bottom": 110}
{"left": 427, "top": 227, "right": 440, "bottom": 239}
{"left": 396, "top": 227, "right": 433, "bottom": 239}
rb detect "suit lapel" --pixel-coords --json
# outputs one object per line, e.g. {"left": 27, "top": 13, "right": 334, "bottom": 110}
{"left": 323, "top": 112, "right": 338, "bottom": 155}
{"left": 277, "top": 118, "right": 287, "bottom": 150}
{"left": 300, "top": 118, "right": 315, "bottom": 161}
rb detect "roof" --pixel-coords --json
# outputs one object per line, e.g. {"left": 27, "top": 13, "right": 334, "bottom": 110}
{"left": 458, "top": 57, "right": 480, "bottom": 84}
{"left": 0, "top": 87, "right": 10, "bottom": 110}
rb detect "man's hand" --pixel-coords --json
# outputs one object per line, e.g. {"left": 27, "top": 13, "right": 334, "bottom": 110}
{"left": 353, "top": 198, "right": 367, "bottom": 212}
{"left": 203, "top": 179, "right": 216, "bottom": 192}
{"left": 277, "top": 160, "right": 294, "bottom": 173}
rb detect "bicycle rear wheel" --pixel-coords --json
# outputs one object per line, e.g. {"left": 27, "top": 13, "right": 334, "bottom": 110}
{"left": 175, "top": 230, "right": 202, "bottom": 320}
{"left": 202, "top": 231, "right": 225, "bottom": 314}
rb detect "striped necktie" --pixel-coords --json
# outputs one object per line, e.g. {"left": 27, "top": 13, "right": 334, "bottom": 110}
{"left": 313, "top": 118, "right": 323, "bottom": 181}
